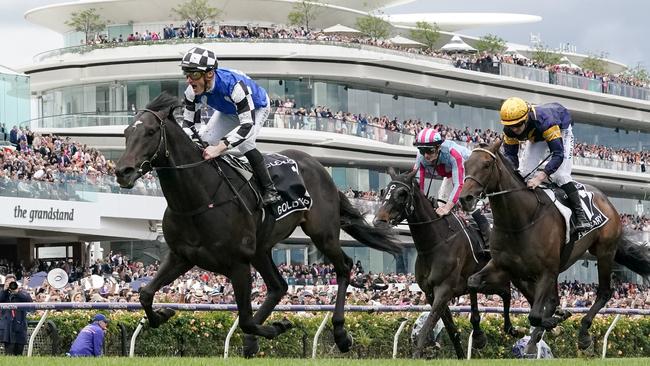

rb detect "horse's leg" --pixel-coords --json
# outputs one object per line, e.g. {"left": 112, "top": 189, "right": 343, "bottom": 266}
{"left": 413, "top": 294, "right": 436, "bottom": 359}
{"left": 425, "top": 286, "right": 461, "bottom": 358}
{"left": 468, "top": 260, "right": 511, "bottom": 348}
{"left": 231, "top": 263, "right": 286, "bottom": 339}
{"left": 139, "top": 251, "right": 192, "bottom": 328}
{"left": 305, "top": 219, "right": 354, "bottom": 353}
{"left": 328, "top": 249, "right": 354, "bottom": 353}
{"left": 578, "top": 250, "right": 615, "bottom": 351}
{"left": 440, "top": 304, "right": 464, "bottom": 359}
{"left": 243, "top": 252, "right": 291, "bottom": 357}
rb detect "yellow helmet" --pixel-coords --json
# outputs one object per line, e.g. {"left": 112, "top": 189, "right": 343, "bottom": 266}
{"left": 500, "top": 97, "right": 530, "bottom": 125}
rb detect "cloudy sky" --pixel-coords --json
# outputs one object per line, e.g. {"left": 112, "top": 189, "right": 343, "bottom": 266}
{"left": 0, "top": 0, "right": 648, "bottom": 71}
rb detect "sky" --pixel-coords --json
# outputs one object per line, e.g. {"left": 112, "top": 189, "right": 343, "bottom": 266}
{"left": 0, "top": 0, "right": 648, "bottom": 71}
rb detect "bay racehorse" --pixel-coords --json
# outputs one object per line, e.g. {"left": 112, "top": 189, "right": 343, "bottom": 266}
{"left": 115, "top": 93, "right": 402, "bottom": 356}
{"left": 373, "top": 169, "right": 519, "bottom": 359}
{"left": 459, "top": 140, "right": 650, "bottom": 353}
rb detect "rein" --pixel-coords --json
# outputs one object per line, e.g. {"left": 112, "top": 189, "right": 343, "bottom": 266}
{"left": 137, "top": 108, "right": 211, "bottom": 175}
{"left": 385, "top": 180, "right": 448, "bottom": 226}
{"left": 468, "top": 147, "right": 549, "bottom": 232}
{"left": 137, "top": 108, "right": 254, "bottom": 216}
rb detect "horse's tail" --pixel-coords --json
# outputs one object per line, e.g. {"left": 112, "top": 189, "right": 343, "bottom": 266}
{"left": 338, "top": 191, "right": 402, "bottom": 257}
{"left": 614, "top": 235, "right": 650, "bottom": 279}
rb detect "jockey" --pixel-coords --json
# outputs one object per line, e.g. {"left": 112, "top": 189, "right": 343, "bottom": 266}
{"left": 413, "top": 128, "right": 491, "bottom": 243}
{"left": 500, "top": 97, "right": 592, "bottom": 232}
{"left": 180, "top": 46, "right": 281, "bottom": 206}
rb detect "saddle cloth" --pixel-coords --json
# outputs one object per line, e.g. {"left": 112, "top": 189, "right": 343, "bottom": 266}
{"left": 541, "top": 183, "right": 608, "bottom": 244}
{"left": 222, "top": 153, "right": 312, "bottom": 220}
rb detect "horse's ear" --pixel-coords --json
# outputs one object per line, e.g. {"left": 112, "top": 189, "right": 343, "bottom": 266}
{"left": 406, "top": 168, "right": 417, "bottom": 182}
{"left": 490, "top": 138, "right": 503, "bottom": 153}
{"left": 387, "top": 167, "right": 397, "bottom": 180}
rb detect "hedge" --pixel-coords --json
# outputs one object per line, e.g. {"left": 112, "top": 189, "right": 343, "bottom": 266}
{"left": 30, "top": 311, "right": 650, "bottom": 358}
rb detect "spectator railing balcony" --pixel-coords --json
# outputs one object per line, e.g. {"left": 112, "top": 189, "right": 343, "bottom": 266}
{"left": 499, "top": 63, "right": 550, "bottom": 83}
{"left": 33, "top": 37, "right": 453, "bottom": 66}
{"left": 606, "top": 81, "right": 650, "bottom": 100}
{"left": 21, "top": 112, "right": 134, "bottom": 129}
{"left": 550, "top": 72, "right": 603, "bottom": 93}
{"left": 32, "top": 33, "right": 650, "bottom": 102}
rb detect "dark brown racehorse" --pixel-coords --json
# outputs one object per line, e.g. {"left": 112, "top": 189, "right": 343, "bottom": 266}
{"left": 373, "top": 169, "right": 518, "bottom": 359}
{"left": 459, "top": 141, "right": 650, "bottom": 353}
{"left": 115, "top": 93, "right": 402, "bottom": 356}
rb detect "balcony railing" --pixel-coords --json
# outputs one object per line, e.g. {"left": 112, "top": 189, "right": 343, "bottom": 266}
{"left": 32, "top": 37, "right": 650, "bottom": 101}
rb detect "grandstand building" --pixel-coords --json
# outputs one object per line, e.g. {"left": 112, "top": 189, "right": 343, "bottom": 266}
{"left": 2, "top": 0, "right": 648, "bottom": 281}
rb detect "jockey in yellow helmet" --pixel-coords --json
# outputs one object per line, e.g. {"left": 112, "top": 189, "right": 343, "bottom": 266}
{"left": 500, "top": 97, "right": 592, "bottom": 232}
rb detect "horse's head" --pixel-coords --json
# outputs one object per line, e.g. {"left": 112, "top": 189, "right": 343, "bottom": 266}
{"left": 459, "top": 140, "right": 503, "bottom": 212}
{"left": 373, "top": 168, "right": 418, "bottom": 227}
{"left": 115, "top": 93, "right": 180, "bottom": 188}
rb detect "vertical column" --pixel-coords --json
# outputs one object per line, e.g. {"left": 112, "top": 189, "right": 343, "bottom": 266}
{"left": 16, "top": 238, "right": 35, "bottom": 269}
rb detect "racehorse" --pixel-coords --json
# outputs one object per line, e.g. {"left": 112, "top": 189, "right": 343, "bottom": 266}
{"left": 373, "top": 169, "right": 518, "bottom": 359}
{"left": 114, "top": 93, "right": 402, "bottom": 356}
{"left": 459, "top": 140, "right": 650, "bottom": 353}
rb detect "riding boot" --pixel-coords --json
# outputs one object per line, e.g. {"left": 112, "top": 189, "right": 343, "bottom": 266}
{"left": 561, "top": 182, "right": 592, "bottom": 232}
{"left": 245, "top": 149, "right": 282, "bottom": 206}
{"left": 471, "top": 208, "right": 491, "bottom": 252}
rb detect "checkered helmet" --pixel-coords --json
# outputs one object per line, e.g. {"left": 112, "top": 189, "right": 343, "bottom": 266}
{"left": 180, "top": 47, "right": 218, "bottom": 72}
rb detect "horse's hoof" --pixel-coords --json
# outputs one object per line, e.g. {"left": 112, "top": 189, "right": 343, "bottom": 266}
{"left": 472, "top": 330, "right": 487, "bottom": 350}
{"left": 155, "top": 308, "right": 176, "bottom": 324}
{"left": 335, "top": 331, "right": 353, "bottom": 353}
{"left": 506, "top": 325, "right": 525, "bottom": 337}
{"left": 272, "top": 318, "right": 293, "bottom": 334}
{"left": 243, "top": 335, "right": 259, "bottom": 358}
{"left": 578, "top": 334, "right": 594, "bottom": 352}
{"left": 551, "top": 325, "right": 564, "bottom": 336}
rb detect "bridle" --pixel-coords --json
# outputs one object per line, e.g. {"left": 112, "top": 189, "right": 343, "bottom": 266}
{"left": 135, "top": 108, "right": 210, "bottom": 175}
{"left": 464, "top": 147, "right": 526, "bottom": 198}
{"left": 382, "top": 180, "right": 447, "bottom": 226}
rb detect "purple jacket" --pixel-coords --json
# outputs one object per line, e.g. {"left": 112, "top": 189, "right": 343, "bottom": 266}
{"left": 69, "top": 322, "right": 105, "bottom": 356}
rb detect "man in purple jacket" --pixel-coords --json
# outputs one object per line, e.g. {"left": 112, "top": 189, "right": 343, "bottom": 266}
{"left": 68, "top": 314, "right": 109, "bottom": 357}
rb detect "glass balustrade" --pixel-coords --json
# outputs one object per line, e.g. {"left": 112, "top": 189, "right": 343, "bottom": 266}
{"left": 33, "top": 37, "right": 650, "bottom": 102}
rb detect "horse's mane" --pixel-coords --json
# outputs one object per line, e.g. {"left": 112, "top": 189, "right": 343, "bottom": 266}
{"left": 145, "top": 92, "right": 181, "bottom": 113}
{"left": 477, "top": 142, "right": 526, "bottom": 186}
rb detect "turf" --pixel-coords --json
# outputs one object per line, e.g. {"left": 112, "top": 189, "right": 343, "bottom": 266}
{"left": 0, "top": 357, "right": 649, "bottom": 366}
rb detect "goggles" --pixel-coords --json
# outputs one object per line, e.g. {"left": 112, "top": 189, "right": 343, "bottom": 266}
{"left": 183, "top": 71, "right": 205, "bottom": 81}
{"left": 417, "top": 146, "right": 439, "bottom": 155}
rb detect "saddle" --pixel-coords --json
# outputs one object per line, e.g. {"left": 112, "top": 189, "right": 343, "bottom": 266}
{"left": 432, "top": 199, "right": 489, "bottom": 262}
{"left": 220, "top": 153, "right": 313, "bottom": 220}
{"left": 542, "top": 183, "right": 608, "bottom": 243}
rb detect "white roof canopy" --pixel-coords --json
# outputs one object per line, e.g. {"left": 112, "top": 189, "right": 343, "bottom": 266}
{"left": 440, "top": 35, "right": 477, "bottom": 53}
{"left": 387, "top": 35, "right": 425, "bottom": 47}
{"left": 322, "top": 24, "right": 361, "bottom": 35}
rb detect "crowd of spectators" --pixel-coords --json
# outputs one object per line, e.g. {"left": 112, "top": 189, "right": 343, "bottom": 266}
{"left": 2, "top": 254, "right": 649, "bottom": 310}
{"left": 82, "top": 22, "right": 650, "bottom": 92}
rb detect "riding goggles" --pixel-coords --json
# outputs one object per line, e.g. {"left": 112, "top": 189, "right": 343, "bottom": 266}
{"left": 183, "top": 71, "right": 205, "bottom": 81}
{"left": 417, "top": 146, "right": 440, "bottom": 155}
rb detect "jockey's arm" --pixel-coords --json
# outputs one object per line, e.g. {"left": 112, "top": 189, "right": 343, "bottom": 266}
{"left": 220, "top": 80, "right": 255, "bottom": 149}
{"left": 542, "top": 125, "right": 564, "bottom": 176}
{"left": 502, "top": 133, "right": 520, "bottom": 169}
{"left": 446, "top": 148, "right": 465, "bottom": 206}
{"left": 182, "top": 85, "right": 201, "bottom": 126}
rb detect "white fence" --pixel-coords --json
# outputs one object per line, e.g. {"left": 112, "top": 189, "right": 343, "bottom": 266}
{"left": 2, "top": 303, "right": 648, "bottom": 359}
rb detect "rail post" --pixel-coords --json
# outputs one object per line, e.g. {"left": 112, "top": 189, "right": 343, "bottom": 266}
{"left": 392, "top": 319, "right": 409, "bottom": 359}
{"left": 27, "top": 310, "right": 49, "bottom": 357}
{"left": 311, "top": 313, "right": 330, "bottom": 359}
{"left": 601, "top": 314, "right": 621, "bottom": 359}
{"left": 223, "top": 316, "right": 239, "bottom": 359}
{"left": 129, "top": 317, "right": 147, "bottom": 357}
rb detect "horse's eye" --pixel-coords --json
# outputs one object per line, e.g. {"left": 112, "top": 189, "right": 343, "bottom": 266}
{"left": 147, "top": 129, "right": 156, "bottom": 136}
{"left": 483, "top": 161, "right": 491, "bottom": 169}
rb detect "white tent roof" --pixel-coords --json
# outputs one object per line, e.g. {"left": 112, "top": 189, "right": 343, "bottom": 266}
{"left": 322, "top": 23, "right": 361, "bottom": 35}
{"left": 388, "top": 35, "right": 425, "bottom": 47}
{"left": 558, "top": 56, "right": 582, "bottom": 70}
{"left": 440, "top": 35, "right": 477, "bottom": 53}
{"left": 504, "top": 46, "right": 529, "bottom": 59}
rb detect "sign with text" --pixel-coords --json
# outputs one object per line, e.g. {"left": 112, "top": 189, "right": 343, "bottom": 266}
{"left": 0, "top": 196, "right": 100, "bottom": 229}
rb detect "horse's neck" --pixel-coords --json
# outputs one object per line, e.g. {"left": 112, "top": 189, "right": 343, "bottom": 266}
{"left": 409, "top": 191, "right": 448, "bottom": 249}
{"left": 156, "top": 126, "right": 221, "bottom": 211}
{"left": 490, "top": 156, "right": 543, "bottom": 229}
